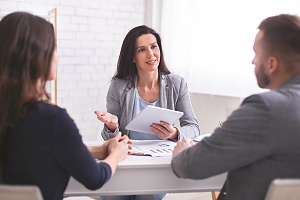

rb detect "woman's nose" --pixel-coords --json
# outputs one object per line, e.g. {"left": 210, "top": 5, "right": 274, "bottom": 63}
{"left": 147, "top": 49, "right": 154, "bottom": 57}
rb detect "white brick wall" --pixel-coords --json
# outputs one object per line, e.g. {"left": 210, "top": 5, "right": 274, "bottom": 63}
{"left": 0, "top": 0, "right": 146, "bottom": 140}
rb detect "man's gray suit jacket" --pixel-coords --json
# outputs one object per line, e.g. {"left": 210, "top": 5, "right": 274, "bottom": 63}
{"left": 172, "top": 74, "right": 300, "bottom": 200}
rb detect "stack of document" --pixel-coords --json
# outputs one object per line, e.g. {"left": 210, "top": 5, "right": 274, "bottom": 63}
{"left": 130, "top": 140, "right": 176, "bottom": 157}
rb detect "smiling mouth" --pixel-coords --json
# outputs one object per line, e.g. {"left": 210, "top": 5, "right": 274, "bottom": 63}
{"left": 146, "top": 60, "right": 156, "bottom": 64}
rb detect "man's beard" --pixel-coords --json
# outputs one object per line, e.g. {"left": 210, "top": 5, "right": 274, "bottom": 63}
{"left": 256, "top": 63, "right": 270, "bottom": 88}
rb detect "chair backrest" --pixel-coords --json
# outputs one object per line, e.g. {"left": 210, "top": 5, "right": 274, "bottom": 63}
{"left": 265, "top": 178, "right": 300, "bottom": 200}
{"left": 0, "top": 184, "right": 43, "bottom": 200}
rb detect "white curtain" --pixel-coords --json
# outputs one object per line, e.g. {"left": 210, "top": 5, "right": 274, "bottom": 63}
{"left": 160, "top": 0, "right": 300, "bottom": 97}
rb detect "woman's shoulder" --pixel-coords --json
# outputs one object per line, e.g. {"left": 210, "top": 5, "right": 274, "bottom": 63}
{"left": 111, "top": 77, "right": 133, "bottom": 90}
{"left": 32, "top": 101, "right": 68, "bottom": 118}
{"left": 162, "top": 73, "right": 186, "bottom": 86}
{"left": 111, "top": 77, "right": 130, "bottom": 84}
{"left": 163, "top": 73, "right": 185, "bottom": 82}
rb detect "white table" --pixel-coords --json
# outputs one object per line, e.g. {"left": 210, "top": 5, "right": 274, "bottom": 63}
{"left": 64, "top": 155, "right": 227, "bottom": 196}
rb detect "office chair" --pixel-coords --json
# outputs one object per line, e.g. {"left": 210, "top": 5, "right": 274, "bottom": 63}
{"left": 264, "top": 178, "right": 300, "bottom": 200}
{"left": 0, "top": 184, "right": 43, "bottom": 200}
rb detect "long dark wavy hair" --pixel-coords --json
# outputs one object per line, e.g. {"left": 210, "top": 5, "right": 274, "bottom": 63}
{"left": 0, "top": 12, "right": 55, "bottom": 182}
{"left": 114, "top": 25, "right": 170, "bottom": 86}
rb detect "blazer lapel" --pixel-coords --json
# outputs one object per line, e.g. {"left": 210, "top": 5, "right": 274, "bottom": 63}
{"left": 160, "top": 74, "right": 168, "bottom": 109}
{"left": 123, "top": 78, "right": 136, "bottom": 135}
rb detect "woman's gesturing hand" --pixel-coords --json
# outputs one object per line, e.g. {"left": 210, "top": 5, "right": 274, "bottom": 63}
{"left": 94, "top": 111, "right": 118, "bottom": 132}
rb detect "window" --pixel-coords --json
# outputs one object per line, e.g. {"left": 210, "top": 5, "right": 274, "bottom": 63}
{"left": 159, "top": 0, "right": 300, "bottom": 97}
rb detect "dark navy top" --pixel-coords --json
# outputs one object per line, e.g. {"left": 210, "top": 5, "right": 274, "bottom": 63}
{"left": 3, "top": 102, "right": 112, "bottom": 200}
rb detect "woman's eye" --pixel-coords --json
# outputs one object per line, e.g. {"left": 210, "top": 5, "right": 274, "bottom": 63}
{"left": 151, "top": 45, "right": 157, "bottom": 49}
{"left": 137, "top": 49, "right": 145, "bottom": 52}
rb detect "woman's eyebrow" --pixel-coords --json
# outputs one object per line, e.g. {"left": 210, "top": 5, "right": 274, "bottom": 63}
{"left": 136, "top": 42, "right": 157, "bottom": 49}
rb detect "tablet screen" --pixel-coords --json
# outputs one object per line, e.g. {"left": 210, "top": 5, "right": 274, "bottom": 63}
{"left": 125, "top": 105, "right": 184, "bottom": 134}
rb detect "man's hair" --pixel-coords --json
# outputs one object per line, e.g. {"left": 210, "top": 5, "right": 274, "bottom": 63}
{"left": 258, "top": 14, "right": 300, "bottom": 73}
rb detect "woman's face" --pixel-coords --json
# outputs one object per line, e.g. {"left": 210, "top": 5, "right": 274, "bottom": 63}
{"left": 133, "top": 34, "right": 160, "bottom": 73}
{"left": 48, "top": 50, "right": 58, "bottom": 80}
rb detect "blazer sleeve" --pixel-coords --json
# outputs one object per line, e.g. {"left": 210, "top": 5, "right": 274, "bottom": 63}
{"left": 174, "top": 77, "right": 200, "bottom": 140}
{"left": 53, "top": 109, "right": 112, "bottom": 190}
{"left": 171, "top": 94, "right": 273, "bottom": 179}
{"left": 101, "top": 79, "right": 121, "bottom": 140}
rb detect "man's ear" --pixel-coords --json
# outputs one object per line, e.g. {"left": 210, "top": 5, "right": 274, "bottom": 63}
{"left": 268, "top": 56, "right": 279, "bottom": 75}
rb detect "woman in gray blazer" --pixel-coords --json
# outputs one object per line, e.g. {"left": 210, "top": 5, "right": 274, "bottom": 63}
{"left": 95, "top": 25, "right": 200, "bottom": 142}
{"left": 95, "top": 25, "right": 200, "bottom": 200}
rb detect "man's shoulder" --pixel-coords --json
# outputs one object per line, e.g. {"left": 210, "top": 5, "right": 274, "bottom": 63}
{"left": 244, "top": 88, "right": 296, "bottom": 108}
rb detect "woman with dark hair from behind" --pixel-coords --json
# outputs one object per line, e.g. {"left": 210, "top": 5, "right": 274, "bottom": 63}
{"left": 0, "top": 12, "right": 130, "bottom": 200}
{"left": 94, "top": 25, "right": 200, "bottom": 200}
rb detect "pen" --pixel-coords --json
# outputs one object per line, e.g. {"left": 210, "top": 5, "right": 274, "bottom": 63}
{"left": 130, "top": 151, "right": 151, "bottom": 156}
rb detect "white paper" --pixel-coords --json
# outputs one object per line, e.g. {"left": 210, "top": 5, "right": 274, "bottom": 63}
{"left": 129, "top": 140, "right": 177, "bottom": 157}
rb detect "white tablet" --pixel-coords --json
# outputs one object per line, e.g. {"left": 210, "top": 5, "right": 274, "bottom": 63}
{"left": 125, "top": 105, "right": 184, "bottom": 134}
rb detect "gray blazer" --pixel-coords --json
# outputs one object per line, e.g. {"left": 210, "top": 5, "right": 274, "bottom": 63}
{"left": 171, "top": 74, "right": 300, "bottom": 200}
{"left": 101, "top": 73, "right": 200, "bottom": 140}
